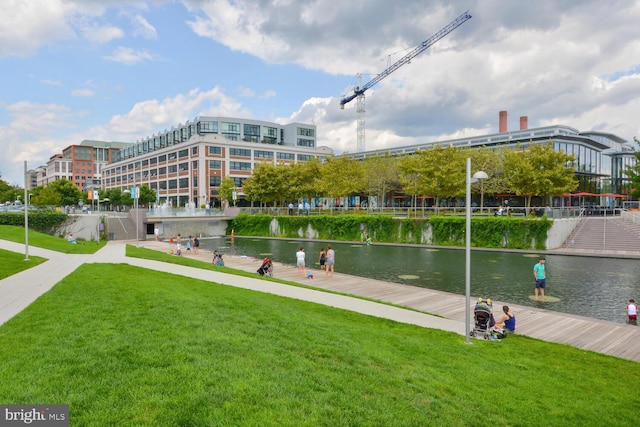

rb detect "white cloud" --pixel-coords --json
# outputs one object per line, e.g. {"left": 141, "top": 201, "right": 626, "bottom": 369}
{"left": 71, "top": 89, "right": 95, "bottom": 97}
{"left": 132, "top": 14, "right": 157, "bottom": 39}
{"left": 0, "top": 0, "right": 76, "bottom": 57}
{"left": 81, "top": 24, "right": 124, "bottom": 43}
{"left": 103, "top": 46, "right": 154, "bottom": 64}
{"left": 41, "top": 79, "right": 63, "bottom": 87}
{"left": 106, "top": 86, "right": 252, "bottom": 137}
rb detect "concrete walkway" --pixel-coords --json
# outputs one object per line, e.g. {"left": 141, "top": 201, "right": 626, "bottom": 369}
{"left": 2, "top": 239, "right": 640, "bottom": 363}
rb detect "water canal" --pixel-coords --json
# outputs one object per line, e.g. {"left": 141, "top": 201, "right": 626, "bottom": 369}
{"left": 201, "top": 237, "right": 640, "bottom": 325}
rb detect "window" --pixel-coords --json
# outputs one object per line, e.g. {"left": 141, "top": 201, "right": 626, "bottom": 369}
{"left": 192, "top": 160, "right": 198, "bottom": 169}
{"left": 232, "top": 177, "right": 246, "bottom": 187}
{"left": 178, "top": 149, "right": 189, "bottom": 158}
{"left": 209, "top": 146, "right": 221, "bottom": 155}
{"left": 192, "top": 146, "right": 198, "bottom": 155}
{"left": 159, "top": 181, "right": 167, "bottom": 190}
{"left": 209, "top": 176, "right": 221, "bottom": 186}
{"left": 168, "top": 165, "right": 178, "bottom": 173}
{"left": 254, "top": 150, "right": 274, "bottom": 159}
{"left": 297, "top": 127, "right": 315, "bottom": 137}
{"left": 158, "top": 154, "right": 167, "bottom": 162}
{"left": 297, "top": 138, "right": 315, "bottom": 147}
{"left": 277, "top": 152, "right": 295, "bottom": 160}
{"left": 198, "top": 120, "right": 218, "bottom": 134}
{"left": 179, "top": 178, "right": 189, "bottom": 188}
{"left": 168, "top": 179, "right": 177, "bottom": 189}
{"left": 158, "top": 167, "right": 167, "bottom": 175}
{"left": 297, "top": 154, "right": 314, "bottom": 161}
{"left": 230, "top": 148, "right": 251, "bottom": 157}
{"left": 209, "top": 160, "right": 222, "bottom": 169}
{"left": 243, "top": 124, "right": 260, "bottom": 142}
{"left": 230, "top": 161, "right": 252, "bottom": 171}
{"left": 179, "top": 162, "right": 189, "bottom": 172}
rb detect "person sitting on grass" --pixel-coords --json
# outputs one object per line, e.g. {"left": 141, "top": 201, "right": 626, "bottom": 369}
{"left": 493, "top": 305, "right": 516, "bottom": 334}
{"left": 67, "top": 233, "right": 77, "bottom": 244}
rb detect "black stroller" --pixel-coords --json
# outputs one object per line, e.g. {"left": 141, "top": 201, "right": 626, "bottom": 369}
{"left": 257, "top": 257, "right": 273, "bottom": 277}
{"left": 471, "top": 298, "right": 496, "bottom": 340}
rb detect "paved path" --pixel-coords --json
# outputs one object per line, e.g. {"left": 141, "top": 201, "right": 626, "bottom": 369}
{"left": 2, "top": 240, "right": 640, "bottom": 363}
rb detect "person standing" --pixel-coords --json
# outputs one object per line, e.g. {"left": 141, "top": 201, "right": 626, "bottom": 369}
{"left": 154, "top": 226, "right": 160, "bottom": 241}
{"left": 533, "top": 256, "right": 547, "bottom": 300}
{"left": 296, "top": 247, "right": 306, "bottom": 276}
{"left": 193, "top": 236, "right": 200, "bottom": 255}
{"left": 288, "top": 202, "right": 294, "bottom": 215}
{"left": 318, "top": 247, "right": 327, "bottom": 271}
{"left": 627, "top": 299, "right": 638, "bottom": 325}
{"left": 325, "top": 245, "right": 335, "bottom": 278}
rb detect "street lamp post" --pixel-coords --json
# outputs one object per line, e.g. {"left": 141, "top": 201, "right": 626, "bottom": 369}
{"left": 465, "top": 158, "right": 488, "bottom": 344}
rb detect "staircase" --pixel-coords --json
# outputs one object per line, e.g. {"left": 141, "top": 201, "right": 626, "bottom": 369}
{"left": 563, "top": 217, "right": 640, "bottom": 252}
{"left": 106, "top": 211, "right": 145, "bottom": 241}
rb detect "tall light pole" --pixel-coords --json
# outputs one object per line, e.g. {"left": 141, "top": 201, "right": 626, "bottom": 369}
{"left": 465, "top": 158, "right": 488, "bottom": 344}
{"left": 23, "top": 161, "right": 29, "bottom": 261}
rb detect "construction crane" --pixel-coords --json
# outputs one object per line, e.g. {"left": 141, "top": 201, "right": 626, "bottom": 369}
{"left": 340, "top": 10, "right": 472, "bottom": 152}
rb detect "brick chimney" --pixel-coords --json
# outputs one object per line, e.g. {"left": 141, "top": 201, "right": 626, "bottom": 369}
{"left": 520, "top": 116, "right": 528, "bottom": 130}
{"left": 499, "top": 111, "right": 508, "bottom": 132}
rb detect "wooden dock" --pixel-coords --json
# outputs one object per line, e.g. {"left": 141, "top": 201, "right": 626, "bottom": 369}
{"left": 194, "top": 248, "right": 640, "bottom": 363}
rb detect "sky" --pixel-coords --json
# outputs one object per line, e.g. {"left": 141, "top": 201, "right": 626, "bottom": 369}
{"left": 1, "top": 0, "right": 639, "bottom": 185}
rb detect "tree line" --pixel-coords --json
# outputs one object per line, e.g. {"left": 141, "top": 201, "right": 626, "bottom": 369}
{"left": 240, "top": 143, "right": 579, "bottom": 210}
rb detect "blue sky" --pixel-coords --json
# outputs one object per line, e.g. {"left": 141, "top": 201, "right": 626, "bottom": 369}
{"left": 1, "top": 0, "right": 640, "bottom": 184}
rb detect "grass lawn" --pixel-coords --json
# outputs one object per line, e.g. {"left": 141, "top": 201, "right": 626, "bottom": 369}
{"left": 0, "top": 225, "right": 105, "bottom": 254}
{"left": 0, "top": 263, "right": 638, "bottom": 426}
{"left": 0, "top": 248, "right": 46, "bottom": 279}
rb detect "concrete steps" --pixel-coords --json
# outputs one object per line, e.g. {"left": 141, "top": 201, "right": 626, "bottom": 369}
{"left": 564, "top": 217, "right": 640, "bottom": 251}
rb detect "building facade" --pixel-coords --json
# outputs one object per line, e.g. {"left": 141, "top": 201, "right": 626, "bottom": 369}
{"left": 103, "top": 117, "right": 328, "bottom": 207}
{"left": 36, "top": 140, "right": 130, "bottom": 190}
{"left": 351, "top": 118, "right": 636, "bottom": 203}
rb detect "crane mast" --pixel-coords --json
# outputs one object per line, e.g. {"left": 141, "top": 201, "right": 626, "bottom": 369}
{"left": 340, "top": 10, "right": 472, "bottom": 152}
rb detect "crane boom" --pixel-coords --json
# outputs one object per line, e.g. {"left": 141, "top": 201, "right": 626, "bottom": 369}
{"left": 340, "top": 10, "right": 472, "bottom": 151}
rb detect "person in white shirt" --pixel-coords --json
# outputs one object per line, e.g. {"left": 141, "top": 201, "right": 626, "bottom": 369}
{"left": 296, "top": 247, "right": 306, "bottom": 276}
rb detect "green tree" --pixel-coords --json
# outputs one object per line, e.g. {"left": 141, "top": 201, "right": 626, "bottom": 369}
{"left": 466, "top": 146, "right": 507, "bottom": 212}
{"left": 318, "top": 156, "right": 365, "bottom": 209}
{"left": 44, "top": 179, "right": 84, "bottom": 207}
{"left": 624, "top": 137, "right": 640, "bottom": 199}
{"left": 399, "top": 146, "right": 466, "bottom": 213}
{"left": 138, "top": 185, "right": 156, "bottom": 207}
{"left": 362, "top": 154, "right": 399, "bottom": 210}
{"left": 243, "top": 162, "right": 287, "bottom": 207}
{"left": 503, "top": 142, "right": 577, "bottom": 212}
{"left": 219, "top": 176, "right": 237, "bottom": 207}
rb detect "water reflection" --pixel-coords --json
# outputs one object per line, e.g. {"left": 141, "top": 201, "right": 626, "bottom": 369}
{"left": 201, "top": 237, "right": 640, "bottom": 324}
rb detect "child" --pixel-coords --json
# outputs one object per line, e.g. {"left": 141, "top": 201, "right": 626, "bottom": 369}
{"left": 306, "top": 271, "right": 314, "bottom": 279}
{"left": 627, "top": 299, "right": 638, "bottom": 325}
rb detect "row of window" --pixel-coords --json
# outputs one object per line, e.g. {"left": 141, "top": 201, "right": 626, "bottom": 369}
{"left": 117, "top": 118, "right": 312, "bottom": 161}
{"left": 143, "top": 176, "right": 248, "bottom": 190}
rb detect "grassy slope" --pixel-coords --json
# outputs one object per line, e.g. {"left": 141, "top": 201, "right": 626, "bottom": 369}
{"left": 0, "top": 225, "right": 105, "bottom": 254}
{"left": 0, "top": 263, "right": 638, "bottom": 426}
{"left": 0, "top": 248, "right": 46, "bottom": 279}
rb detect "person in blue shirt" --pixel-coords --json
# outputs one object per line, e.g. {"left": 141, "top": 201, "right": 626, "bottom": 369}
{"left": 533, "top": 256, "right": 547, "bottom": 300}
{"left": 494, "top": 305, "right": 516, "bottom": 333}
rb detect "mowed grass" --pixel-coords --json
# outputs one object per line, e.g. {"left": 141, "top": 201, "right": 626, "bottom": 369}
{"left": 0, "top": 225, "right": 105, "bottom": 254}
{"left": 0, "top": 248, "right": 46, "bottom": 279}
{"left": 0, "top": 264, "right": 639, "bottom": 426}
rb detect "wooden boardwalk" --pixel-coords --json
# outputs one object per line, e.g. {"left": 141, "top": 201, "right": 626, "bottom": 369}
{"left": 187, "top": 247, "right": 640, "bottom": 363}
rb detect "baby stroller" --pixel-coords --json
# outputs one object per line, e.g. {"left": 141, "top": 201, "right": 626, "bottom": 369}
{"left": 471, "top": 298, "right": 496, "bottom": 340}
{"left": 257, "top": 258, "right": 273, "bottom": 277}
